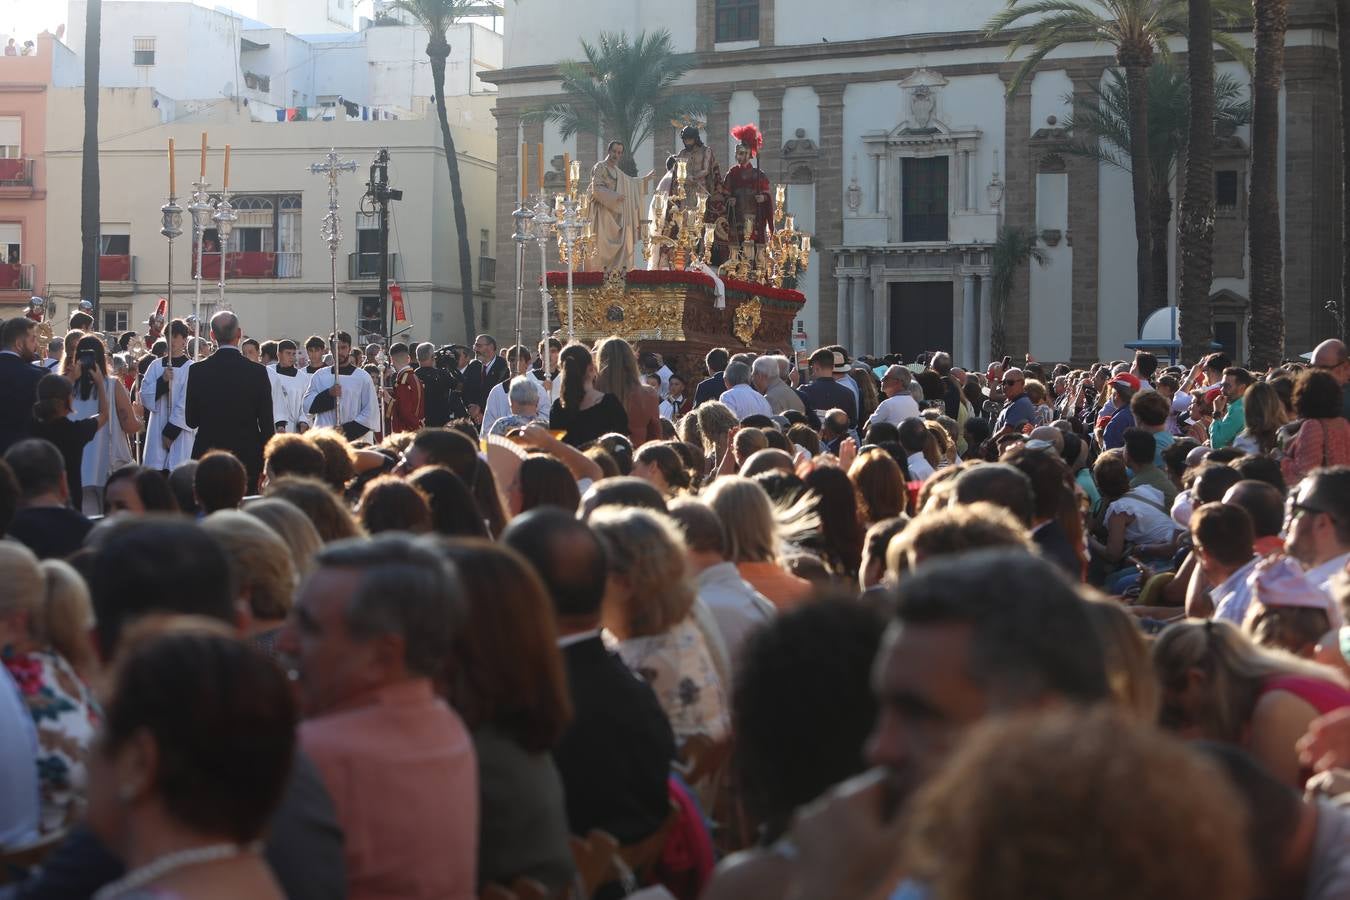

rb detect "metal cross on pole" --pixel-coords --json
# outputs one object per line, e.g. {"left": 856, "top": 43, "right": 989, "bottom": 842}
{"left": 309, "top": 149, "right": 359, "bottom": 380}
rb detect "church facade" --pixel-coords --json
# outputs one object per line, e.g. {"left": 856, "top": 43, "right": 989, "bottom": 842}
{"left": 482, "top": 0, "right": 1341, "bottom": 366}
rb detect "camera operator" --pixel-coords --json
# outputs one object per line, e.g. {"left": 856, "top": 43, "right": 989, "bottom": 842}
{"left": 414, "top": 342, "right": 468, "bottom": 427}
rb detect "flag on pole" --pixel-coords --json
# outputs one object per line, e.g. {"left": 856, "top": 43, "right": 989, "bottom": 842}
{"left": 154, "top": 297, "right": 168, "bottom": 319}
{"left": 390, "top": 283, "right": 407, "bottom": 323}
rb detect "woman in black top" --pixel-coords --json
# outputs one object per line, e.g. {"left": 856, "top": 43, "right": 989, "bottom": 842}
{"left": 30, "top": 373, "right": 107, "bottom": 505}
{"left": 548, "top": 344, "right": 629, "bottom": 448}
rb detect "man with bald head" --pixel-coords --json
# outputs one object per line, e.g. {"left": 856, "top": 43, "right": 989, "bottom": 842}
{"left": 184, "top": 310, "right": 275, "bottom": 492}
{"left": 1312, "top": 338, "right": 1350, "bottom": 420}
{"left": 993, "top": 367, "right": 1035, "bottom": 437}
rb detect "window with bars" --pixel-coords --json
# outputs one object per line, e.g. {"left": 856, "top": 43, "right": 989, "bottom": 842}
{"left": 133, "top": 37, "right": 155, "bottom": 66}
{"left": 901, "top": 156, "right": 949, "bottom": 242}
{"left": 715, "top": 0, "right": 759, "bottom": 42}
{"left": 0, "top": 117, "right": 20, "bottom": 159}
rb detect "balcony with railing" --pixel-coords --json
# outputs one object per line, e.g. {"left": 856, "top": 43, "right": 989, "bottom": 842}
{"left": 347, "top": 251, "right": 398, "bottom": 281}
{"left": 192, "top": 251, "right": 301, "bottom": 279}
{"left": 0, "top": 262, "right": 34, "bottom": 291}
{"left": 0, "top": 158, "right": 33, "bottom": 188}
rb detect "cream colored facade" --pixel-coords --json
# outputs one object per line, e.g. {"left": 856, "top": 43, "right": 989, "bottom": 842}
{"left": 44, "top": 86, "right": 497, "bottom": 345}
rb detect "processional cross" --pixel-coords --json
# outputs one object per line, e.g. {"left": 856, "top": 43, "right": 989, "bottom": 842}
{"left": 309, "top": 149, "right": 359, "bottom": 377}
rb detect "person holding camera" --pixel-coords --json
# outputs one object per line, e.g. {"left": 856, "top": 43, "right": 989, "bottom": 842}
{"left": 68, "top": 334, "right": 142, "bottom": 514}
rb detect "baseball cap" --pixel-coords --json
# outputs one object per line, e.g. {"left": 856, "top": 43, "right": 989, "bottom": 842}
{"left": 1204, "top": 385, "right": 1224, "bottom": 403}
{"left": 1109, "top": 372, "right": 1141, "bottom": 392}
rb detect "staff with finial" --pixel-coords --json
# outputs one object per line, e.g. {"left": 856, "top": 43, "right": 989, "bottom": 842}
{"left": 309, "top": 149, "right": 359, "bottom": 381}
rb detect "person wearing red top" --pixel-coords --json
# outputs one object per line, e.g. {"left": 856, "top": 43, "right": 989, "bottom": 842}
{"left": 387, "top": 342, "right": 424, "bottom": 435}
{"left": 279, "top": 535, "right": 478, "bottom": 900}
{"left": 1283, "top": 369, "right": 1350, "bottom": 485}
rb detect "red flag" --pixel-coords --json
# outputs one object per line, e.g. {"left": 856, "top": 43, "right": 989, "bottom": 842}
{"left": 390, "top": 283, "right": 407, "bottom": 323}
{"left": 154, "top": 297, "right": 168, "bottom": 319}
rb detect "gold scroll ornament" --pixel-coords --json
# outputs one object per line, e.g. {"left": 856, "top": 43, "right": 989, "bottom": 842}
{"left": 733, "top": 298, "right": 762, "bottom": 345}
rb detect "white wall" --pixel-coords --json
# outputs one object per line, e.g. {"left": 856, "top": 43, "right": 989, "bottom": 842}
{"left": 1097, "top": 159, "right": 1137, "bottom": 357}
{"left": 776, "top": 0, "right": 1002, "bottom": 44}
{"left": 1029, "top": 69, "right": 1072, "bottom": 135}
{"left": 68, "top": 3, "right": 240, "bottom": 98}
{"left": 502, "top": 0, "right": 696, "bottom": 69}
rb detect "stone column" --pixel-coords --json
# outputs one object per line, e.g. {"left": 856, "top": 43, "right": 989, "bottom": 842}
{"left": 851, "top": 273, "right": 870, "bottom": 354}
{"left": 706, "top": 90, "right": 734, "bottom": 175}
{"left": 491, "top": 104, "right": 522, "bottom": 340}
{"left": 836, "top": 273, "right": 853, "bottom": 348}
{"left": 1283, "top": 46, "right": 1342, "bottom": 352}
{"left": 755, "top": 87, "right": 786, "bottom": 183}
{"left": 998, "top": 69, "right": 1034, "bottom": 358}
{"left": 1067, "top": 68, "right": 1104, "bottom": 364}
{"left": 816, "top": 84, "right": 847, "bottom": 344}
{"left": 977, "top": 275, "right": 992, "bottom": 366}
{"left": 962, "top": 272, "right": 977, "bottom": 368}
{"left": 871, "top": 267, "right": 888, "bottom": 356}
{"left": 874, "top": 152, "right": 888, "bottom": 215}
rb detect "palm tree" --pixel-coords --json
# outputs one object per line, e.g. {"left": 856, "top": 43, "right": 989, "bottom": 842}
{"left": 1341, "top": 0, "right": 1350, "bottom": 337}
{"left": 79, "top": 0, "right": 101, "bottom": 313}
{"left": 1062, "top": 64, "right": 1250, "bottom": 314}
{"left": 1248, "top": 0, "right": 1287, "bottom": 368}
{"left": 991, "top": 225, "right": 1050, "bottom": 360}
{"left": 1178, "top": 0, "right": 1218, "bottom": 363}
{"left": 986, "top": 0, "right": 1247, "bottom": 332}
{"left": 393, "top": 0, "right": 478, "bottom": 342}
{"left": 536, "top": 30, "right": 708, "bottom": 178}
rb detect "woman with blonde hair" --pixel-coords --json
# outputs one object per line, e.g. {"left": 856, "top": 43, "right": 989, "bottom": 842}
{"left": 0, "top": 542, "right": 100, "bottom": 832}
{"left": 263, "top": 475, "right": 363, "bottom": 543}
{"left": 1081, "top": 596, "right": 1159, "bottom": 721}
{"left": 632, "top": 440, "right": 692, "bottom": 498}
{"left": 1024, "top": 378, "right": 1055, "bottom": 426}
{"left": 588, "top": 507, "right": 729, "bottom": 740}
{"left": 1233, "top": 380, "right": 1288, "bottom": 455}
{"left": 58, "top": 328, "right": 84, "bottom": 381}
{"left": 703, "top": 475, "right": 812, "bottom": 609}
{"left": 922, "top": 419, "right": 955, "bottom": 469}
{"left": 201, "top": 510, "right": 298, "bottom": 655}
{"left": 695, "top": 400, "right": 738, "bottom": 478}
{"left": 242, "top": 497, "right": 323, "bottom": 576}
{"left": 594, "top": 337, "right": 661, "bottom": 447}
{"left": 1152, "top": 618, "right": 1350, "bottom": 785}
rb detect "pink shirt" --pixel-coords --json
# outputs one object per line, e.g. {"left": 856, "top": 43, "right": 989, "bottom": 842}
{"left": 300, "top": 679, "right": 478, "bottom": 900}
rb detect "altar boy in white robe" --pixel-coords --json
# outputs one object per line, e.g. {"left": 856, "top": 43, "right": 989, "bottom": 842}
{"left": 269, "top": 339, "right": 313, "bottom": 433}
{"left": 141, "top": 318, "right": 196, "bottom": 471}
{"left": 301, "top": 331, "right": 380, "bottom": 441}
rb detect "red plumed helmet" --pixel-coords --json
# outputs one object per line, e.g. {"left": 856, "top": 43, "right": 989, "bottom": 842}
{"left": 731, "top": 123, "right": 763, "bottom": 156}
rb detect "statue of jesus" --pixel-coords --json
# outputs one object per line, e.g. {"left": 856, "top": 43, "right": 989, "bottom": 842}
{"left": 586, "top": 140, "right": 642, "bottom": 272}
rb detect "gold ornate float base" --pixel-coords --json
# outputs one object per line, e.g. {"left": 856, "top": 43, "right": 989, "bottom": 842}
{"left": 546, "top": 269, "right": 804, "bottom": 375}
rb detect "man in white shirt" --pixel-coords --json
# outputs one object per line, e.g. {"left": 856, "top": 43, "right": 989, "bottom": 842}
{"left": 1191, "top": 502, "right": 1260, "bottom": 624}
{"left": 270, "top": 339, "right": 312, "bottom": 433}
{"left": 1286, "top": 469, "right": 1350, "bottom": 596}
{"left": 481, "top": 344, "right": 549, "bottom": 437}
{"left": 301, "top": 331, "right": 380, "bottom": 441}
{"left": 866, "top": 365, "right": 922, "bottom": 431}
{"left": 666, "top": 499, "right": 775, "bottom": 673}
{"left": 719, "top": 360, "right": 772, "bottom": 421}
{"left": 37, "top": 337, "right": 61, "bottom": 371}
{"left": 898, "top": 417, "right": 934, "bottom": 482}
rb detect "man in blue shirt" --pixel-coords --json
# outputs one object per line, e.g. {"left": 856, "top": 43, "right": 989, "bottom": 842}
{"left": 798, "top": 348, "right": 858, "bottom": 427}
{"left": 1100, "top": 372, "right": 1139, "bottom": 450}
{"left": 993, "top": 367, "right": 1035, "bottom": 436}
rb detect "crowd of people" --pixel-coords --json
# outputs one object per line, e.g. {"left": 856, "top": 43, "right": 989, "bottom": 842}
{"left": 4, "top": 304, "right": 1350, "bottom": 899}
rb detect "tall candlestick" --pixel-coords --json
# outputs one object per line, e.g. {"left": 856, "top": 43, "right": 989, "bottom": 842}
{"left": 222, "top": 144, "right": 231, "bottom": 190}
{"left": 569, "top": 159, "right": 580, "bottom": 193}
{"left": 521, "top": 142, "right": 528, "bottom": 203}
{"left": 563, "top": 152, "right": 571, "bottom": 194}
{"left": 776, "top": 184, "right": 786, "bottom": 207}
{"left": 536, "top": 144, "right": 544, "bottom": 192}
{"left": 199, "top": 132, "right": 207, "bottom": 177}
{"left": 168, "top": 138, "right": 176, "bottom": 196}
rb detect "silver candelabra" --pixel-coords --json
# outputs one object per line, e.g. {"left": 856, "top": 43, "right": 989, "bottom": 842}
{"left": 309, "top": 149, "right": 359, "bottom": 380}
{"left": 512, "top": 198, "right": 532, "bottom": 357}
{"left": 530, "top": 190, "right": 557, "bottom": 347}
{"left": 556, "top": 195, "right": 585, "bottom": 343}
{"left": 187, "top": 179, "right": 213, "bottom": 359}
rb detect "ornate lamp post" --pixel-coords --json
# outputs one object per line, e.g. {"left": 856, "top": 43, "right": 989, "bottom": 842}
{"left": 530, "top": 188, "right": 557, "bottom": 347}
{"left": 556, "top": 190, "right": 585, "bottom": 343}
{"left": 187, "top": 179, "right": 213, "bottom": 358}
{"left": 160, "top": 194, "right": 183, "bottom": 341}
{"left": 511, "top": 197, "right": 532, "bottom": 355}
{"left": 212, "top": 193, "right": 237, "bottom": 312}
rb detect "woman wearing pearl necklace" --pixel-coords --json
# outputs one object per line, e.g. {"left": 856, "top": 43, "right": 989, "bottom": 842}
{"left": 86, "top": 624, "right": 294, "bottom": 900}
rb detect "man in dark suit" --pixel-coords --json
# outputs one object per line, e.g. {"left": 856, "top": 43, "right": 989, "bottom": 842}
{"left": 503, "top": 508, "right": 675, "bottom": 845}
{"left": 184, "top": 311, "right": 274, "bottom": 493}
{"left": 693, "top": 346, "right": 729, "bottom": 407}
{"left": 0, "top": 316, "right": 45, "bottom": 455}
{"left": 463, "top": 333, "right": 509, "bottom": 416}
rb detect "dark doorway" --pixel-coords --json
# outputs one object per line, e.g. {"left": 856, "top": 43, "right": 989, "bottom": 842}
{"left": 889, "top": 281, "right": 954, "bottom": 361}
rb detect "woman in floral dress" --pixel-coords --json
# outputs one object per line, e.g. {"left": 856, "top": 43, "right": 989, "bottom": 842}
{"left": 0, "top": 543, "right": 101, "bottom": 832}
